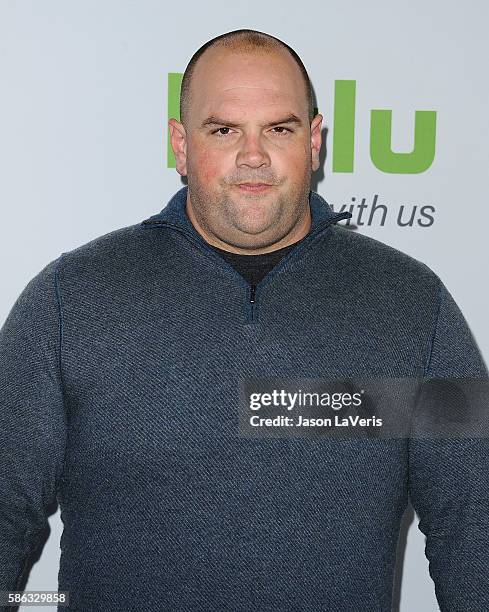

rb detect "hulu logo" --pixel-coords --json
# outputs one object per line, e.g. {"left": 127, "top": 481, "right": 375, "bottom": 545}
{"left": 167, "top": 75, "right": 436, "bottom": 174}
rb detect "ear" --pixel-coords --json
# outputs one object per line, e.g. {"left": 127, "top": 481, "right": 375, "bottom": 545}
{"left": 310, "top": 114, "right": 323, "bottom": 172}
{"left": 168, "top": 118, "right": 188, "bottom": 176}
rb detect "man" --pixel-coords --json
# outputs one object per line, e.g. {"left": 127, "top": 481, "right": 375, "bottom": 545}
{"left": 0, "top": 28, "right": 488, "bottom": 612}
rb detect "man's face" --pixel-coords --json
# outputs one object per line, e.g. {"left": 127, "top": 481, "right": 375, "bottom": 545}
{"left": 169, "top": 46, "right": 322, "bottom": 252}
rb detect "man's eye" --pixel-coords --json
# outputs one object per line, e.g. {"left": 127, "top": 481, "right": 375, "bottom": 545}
{"left": 272, "top": 126, "right": 292, "bottom": 134}
{"left": 212, "top": 127, "right": 233, "bottom": 136}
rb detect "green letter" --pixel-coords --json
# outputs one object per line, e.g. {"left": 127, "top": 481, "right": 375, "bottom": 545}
{"left": 332, "top": 80, "right": 356, "bottom": 173}
{"left": 370, "top": 109, "right": 436, "bottom": 173}
{"left": 167, "top": 72, "right": 183, "bottom": 168}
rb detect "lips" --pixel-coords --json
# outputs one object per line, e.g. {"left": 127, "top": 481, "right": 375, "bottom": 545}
{"left": 236, "top": 183, "right": 273, "bottom": 193}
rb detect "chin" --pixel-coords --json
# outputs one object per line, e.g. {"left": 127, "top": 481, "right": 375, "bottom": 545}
{"left": 239, "top": 225, "right": 271, "bottom": 235}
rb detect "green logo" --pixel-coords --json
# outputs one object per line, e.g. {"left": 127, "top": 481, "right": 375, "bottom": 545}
{"left": 167, "top": 75, "right": 436, "bottom": 174}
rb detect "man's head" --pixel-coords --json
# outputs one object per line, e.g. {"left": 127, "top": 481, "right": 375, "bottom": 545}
{"left": 169, "top": 29, "right": 323, "bottom": 254}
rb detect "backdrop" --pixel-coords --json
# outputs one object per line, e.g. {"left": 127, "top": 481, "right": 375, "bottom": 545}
{"left": 1, "top": 1, "right": 487, "bottom": 610}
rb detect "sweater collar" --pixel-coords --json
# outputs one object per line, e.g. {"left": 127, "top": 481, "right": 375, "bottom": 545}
{"left": 141, "top": 184, "right": 351, "bottom": 234}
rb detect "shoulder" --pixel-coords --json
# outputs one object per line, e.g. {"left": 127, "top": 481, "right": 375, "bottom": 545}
{"left": 323, "top": 225, "right": 444, "bottom": 317}
{"left": 62, "top": 223, "right": 144, "bottom": 261}
{"left": 327, "top": 224, "right": 438, "bottom": 283}
{"left": 55, "top": 220, "right": 167, "bottom": 280}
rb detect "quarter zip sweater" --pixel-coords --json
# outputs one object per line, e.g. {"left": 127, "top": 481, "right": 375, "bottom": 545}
{"left": 1, "top": 185, "right": 488, "bottom": 612}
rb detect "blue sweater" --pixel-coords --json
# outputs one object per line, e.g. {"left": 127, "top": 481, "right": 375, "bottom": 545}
{"left": 1, "top": 185, "right": 488, "bottom": 611}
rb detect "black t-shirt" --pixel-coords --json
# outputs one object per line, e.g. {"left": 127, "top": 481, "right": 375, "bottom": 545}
{"left": 209, "top": 237, "right": 305, "bottom": 286}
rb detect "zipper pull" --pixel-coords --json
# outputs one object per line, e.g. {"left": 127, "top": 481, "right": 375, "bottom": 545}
{"left": 249, "top": 284, "right": 256, "bottom": 304}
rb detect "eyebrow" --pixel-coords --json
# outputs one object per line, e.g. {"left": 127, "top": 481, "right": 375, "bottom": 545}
{"left": 200, "top": 113, "right": 303, "bottom": 129}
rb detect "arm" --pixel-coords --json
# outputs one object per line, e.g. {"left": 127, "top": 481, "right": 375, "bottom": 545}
{"left": 408, "top": 277, "right": 489, "bottom": 611}
{"left": 0, "top": 257, "right": 67, "bottom": 603}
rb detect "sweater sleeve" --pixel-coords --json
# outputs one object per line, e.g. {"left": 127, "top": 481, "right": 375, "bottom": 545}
{"left": 0, "top": 257, "right": 67, "bottom": 601}
{"left": 408, "top": 277, "right": 489, "bottom": 611}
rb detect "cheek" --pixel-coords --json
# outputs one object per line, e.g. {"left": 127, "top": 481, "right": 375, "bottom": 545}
{"left": 275, "top": 145, "right": 309, "bottom": 178}
{"left": 191, "top": 147, "right": 229, "bottom": 186}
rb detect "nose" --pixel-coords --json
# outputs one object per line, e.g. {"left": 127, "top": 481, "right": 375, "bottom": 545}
{"left": 236, "top": 131, "right": 271, "bottom": 169}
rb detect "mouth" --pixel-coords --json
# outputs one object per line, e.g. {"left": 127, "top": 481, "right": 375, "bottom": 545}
{"left": 235, "top": 183, "right": 274, "bottom": 193}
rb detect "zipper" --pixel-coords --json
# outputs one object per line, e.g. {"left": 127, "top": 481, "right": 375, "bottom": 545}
{"left": 249, "top": 284, "right": 256, "bottom": 303}
{"left": 142, "top": 211, "right": 351, "bottom": 324}
{"left": 249, "top": 284, "right": 257, "bottom": 321}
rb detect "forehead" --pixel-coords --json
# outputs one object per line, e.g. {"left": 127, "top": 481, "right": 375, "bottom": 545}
{"left": 189, "top": 47, "right": 306, "bottom": 122}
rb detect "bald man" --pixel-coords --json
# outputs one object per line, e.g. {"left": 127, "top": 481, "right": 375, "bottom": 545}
{"left": 1, "top": 29, "right": 488, "bottom": 612}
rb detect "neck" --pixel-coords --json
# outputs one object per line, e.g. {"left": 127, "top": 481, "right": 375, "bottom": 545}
{"left": 185, "top": 193, "right": 312, "bottom": 255}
